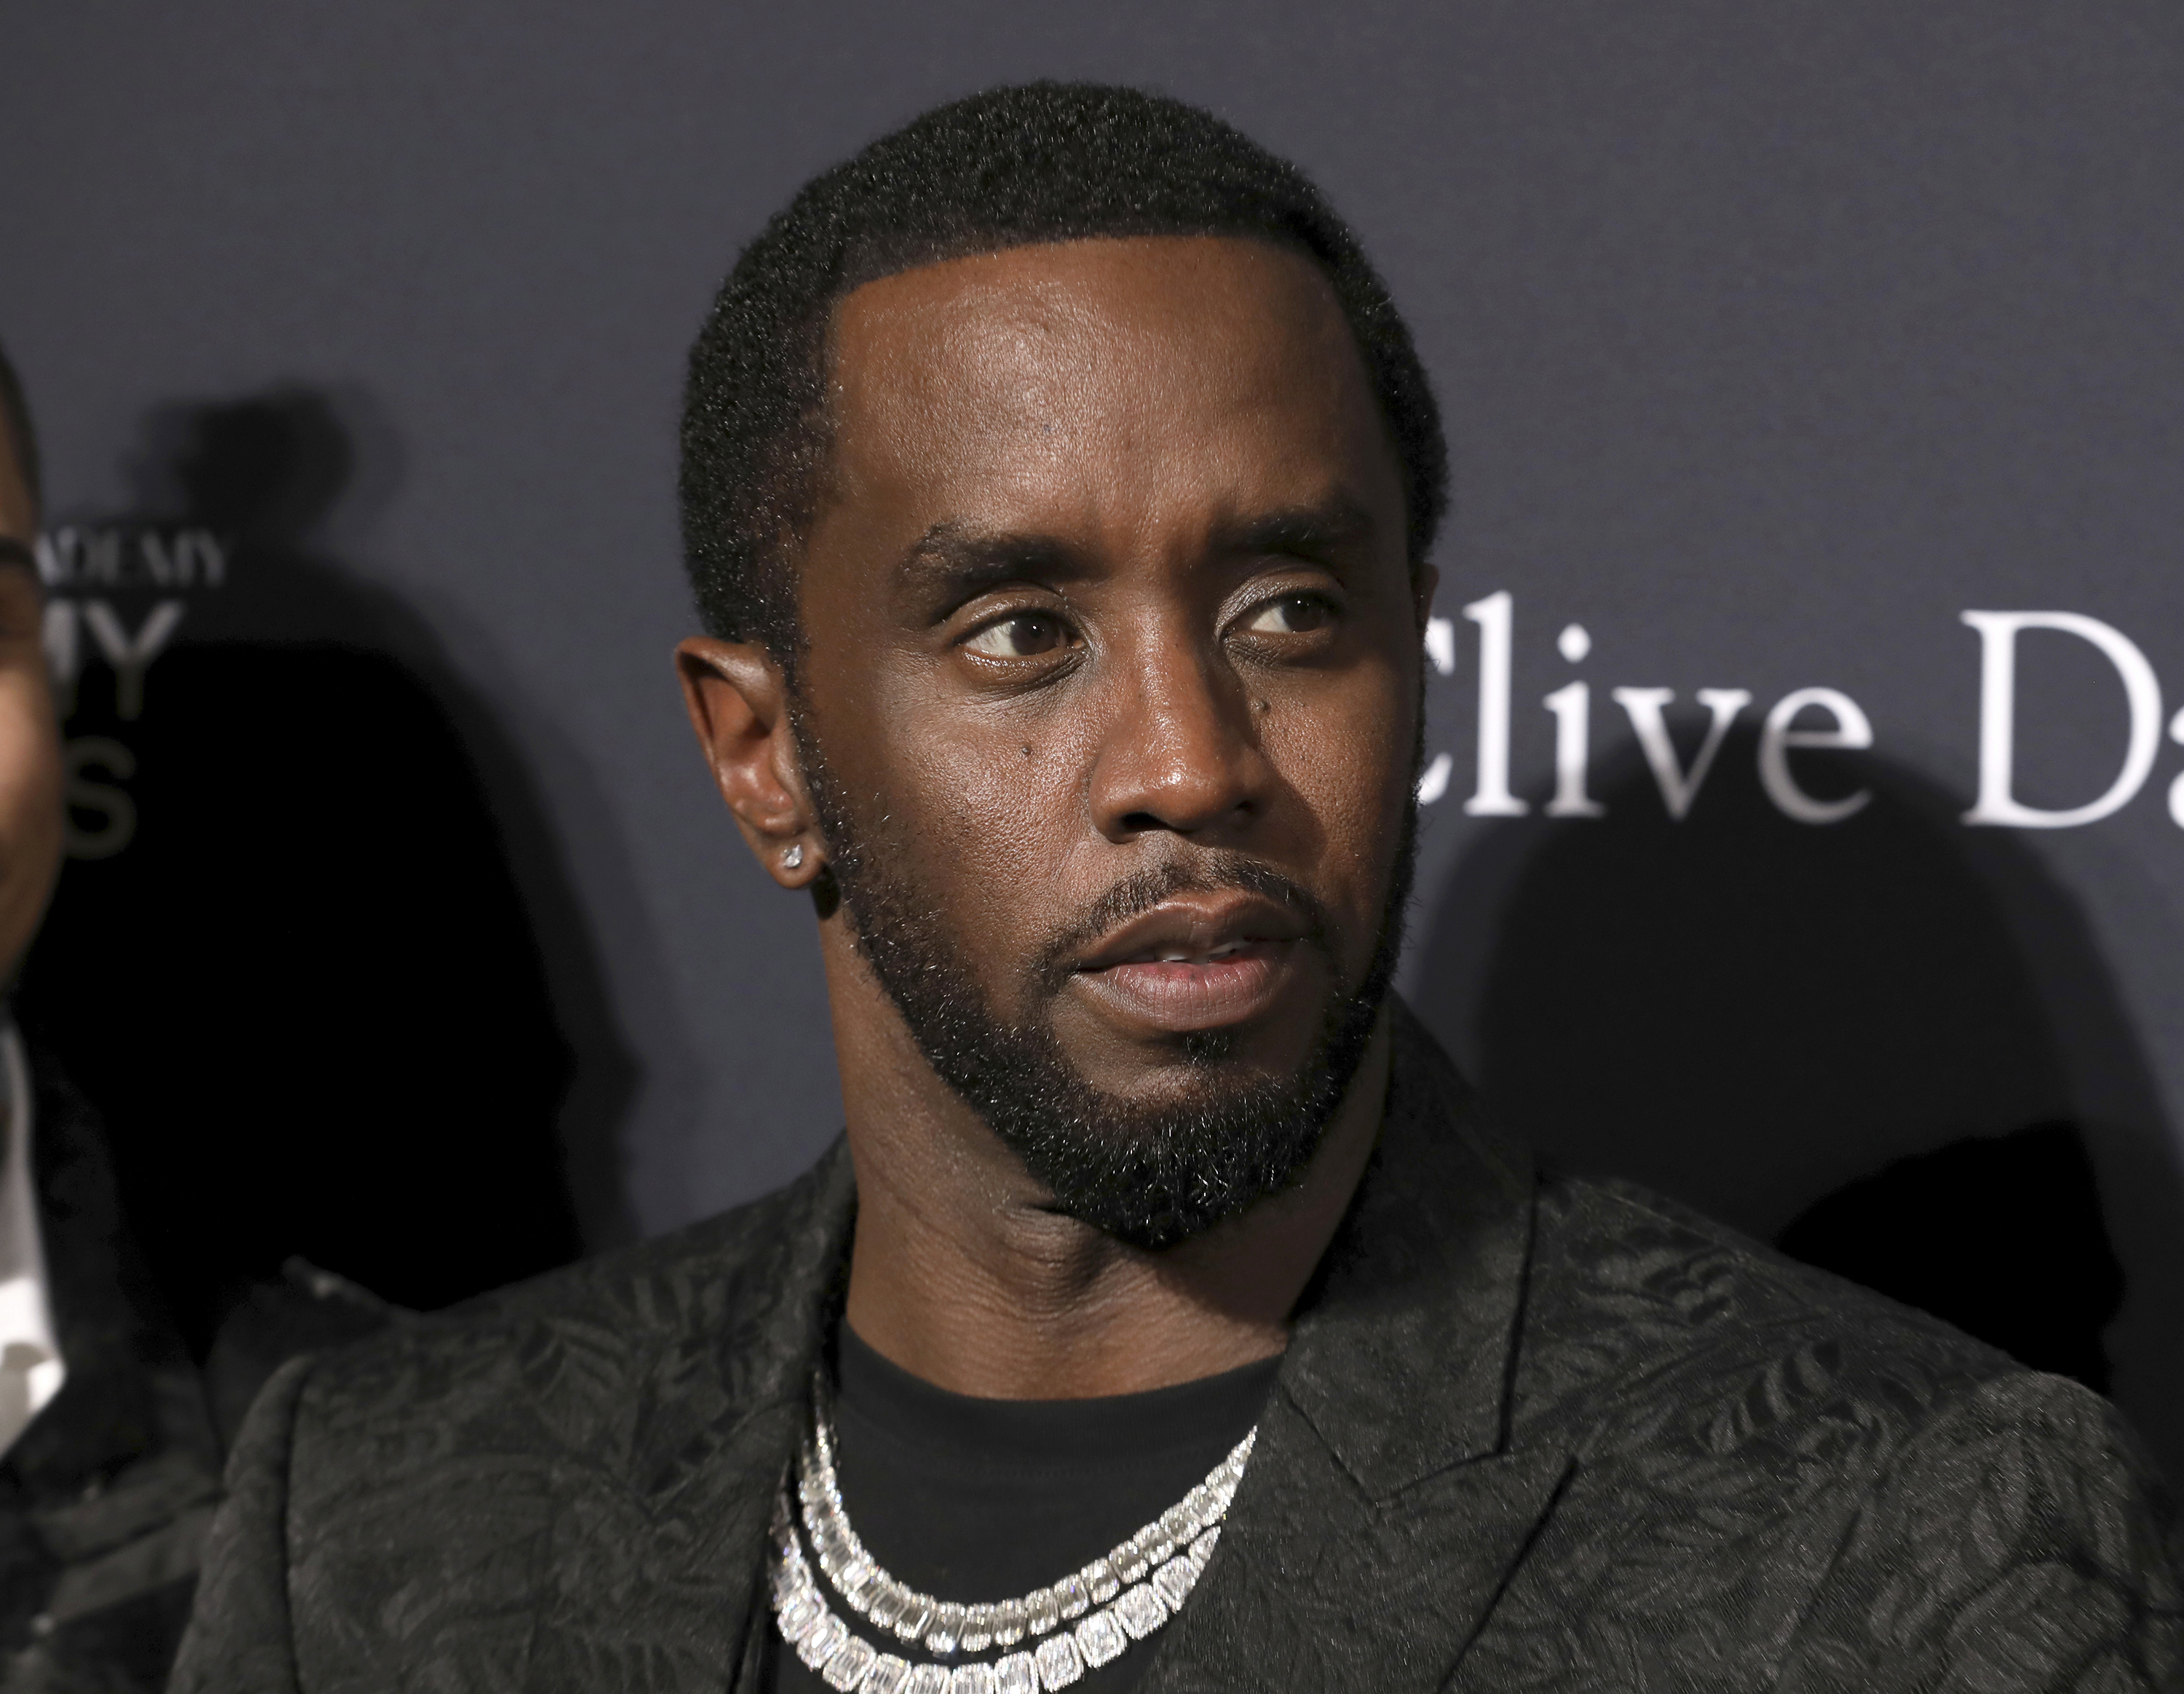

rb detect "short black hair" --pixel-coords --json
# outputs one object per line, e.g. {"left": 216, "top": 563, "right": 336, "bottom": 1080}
{"left": 0, "top": 337, "right": 40, "bottom": 515}
{"left": 679, "top": 82, "right": 1447, "bottom": 668}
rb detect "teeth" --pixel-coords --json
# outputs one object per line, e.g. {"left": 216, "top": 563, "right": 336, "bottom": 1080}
{"left": 1142, "top": 941, "right": 1249, "bottom": 966}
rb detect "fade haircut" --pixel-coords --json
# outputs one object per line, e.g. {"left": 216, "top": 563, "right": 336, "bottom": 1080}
{"left": 0, "top": 337, "right": 40, "bottom": 515}
{"left": 679, "top": 81, "right": 1447, "bottom": 674}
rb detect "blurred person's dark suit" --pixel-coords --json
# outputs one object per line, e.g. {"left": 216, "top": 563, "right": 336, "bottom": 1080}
{"left": 0, "top": 1037, "right": 218, "bottom": 1689}
{"left": 0, "top": 1037, "right": 389, "bottom": 1692}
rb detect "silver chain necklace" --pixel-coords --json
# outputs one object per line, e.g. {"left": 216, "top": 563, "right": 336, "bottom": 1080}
{"left": 769, "top": 1375, "right": 1254, "bottom": 1692}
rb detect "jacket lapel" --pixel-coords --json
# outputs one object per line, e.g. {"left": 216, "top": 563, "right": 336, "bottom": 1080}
{"left": 601, "top": 1137, "right": 855, "bottom": 1694}
{"left": 500, "top": 1135, "right": 855, "bottom": 1693}
{"left": 1146, "top": 1005, "right": 1570, "bottom": 1693}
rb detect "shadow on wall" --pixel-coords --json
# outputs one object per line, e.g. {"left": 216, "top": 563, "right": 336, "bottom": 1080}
{"left": 15, "top": 387, "right": 638, "bottom": 1358}
{"left": 1409, "top": 724, "right": 2184, "bottom": 1471}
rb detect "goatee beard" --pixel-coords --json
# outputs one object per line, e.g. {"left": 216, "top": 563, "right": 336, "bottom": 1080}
{"left": 797, "top": 716, "right": 1417, "bottom": 1251}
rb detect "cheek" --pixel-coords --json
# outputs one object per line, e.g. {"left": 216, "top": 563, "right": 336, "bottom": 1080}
{"left": 858, "top": 708, "right": 1078, "bottom": 936}
{"left": 1263, "top": 664, "right": 1416, "bottom": 914}
{"left": 0, "top": 674, "right": 66, "bottom": 966}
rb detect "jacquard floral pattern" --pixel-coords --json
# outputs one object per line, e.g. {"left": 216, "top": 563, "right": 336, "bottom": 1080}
{"left": 173, "top": 1006, "right": 2183, "bottom": 1693}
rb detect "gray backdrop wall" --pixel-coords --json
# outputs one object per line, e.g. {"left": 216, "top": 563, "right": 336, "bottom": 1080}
{"left": 7, "top": 2, "right": 2181, "bottom": 1471}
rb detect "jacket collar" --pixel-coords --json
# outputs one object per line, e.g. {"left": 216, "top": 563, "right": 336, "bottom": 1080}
{"left": 1280, "top": 1000, "right": 1536, "bottom": 1495}
{"left": 1144, "top": 1003, "right": 1568, "bottom": 1693}
{"left": 683, "top": 1139, "right": 858, "bottom": 1692}
{"left": 4, "top": 1050, "right": 202, "bottom": 1502}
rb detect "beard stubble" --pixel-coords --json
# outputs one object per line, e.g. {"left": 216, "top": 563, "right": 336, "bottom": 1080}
{"left": 795, "top": 706, "right": 1420, "bottom": 1251}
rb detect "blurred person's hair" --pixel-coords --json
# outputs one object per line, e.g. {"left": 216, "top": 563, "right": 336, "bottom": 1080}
{"left": 0, "top": 339, "right": 41, "bottom": 514}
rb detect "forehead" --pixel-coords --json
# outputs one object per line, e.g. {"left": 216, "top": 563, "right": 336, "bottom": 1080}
{"left": 818, "top": 235, "right": 1396, "bottom": 535}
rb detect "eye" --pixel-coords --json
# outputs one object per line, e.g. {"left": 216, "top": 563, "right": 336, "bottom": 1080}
{"left": 1241, "top": 593, "right": 1336, "bottom": 636}
{"left": 964, "top": 611, "right": 1073, "bottom": 658}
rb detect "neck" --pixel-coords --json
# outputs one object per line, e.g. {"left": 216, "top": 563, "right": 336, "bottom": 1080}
{"left": 829, "top": 944, "right": 1389, "bottom": 1401}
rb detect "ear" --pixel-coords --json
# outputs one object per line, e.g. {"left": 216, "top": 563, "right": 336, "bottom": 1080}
{"left": 676, "top": 636, "right": 825, "bottom": 890}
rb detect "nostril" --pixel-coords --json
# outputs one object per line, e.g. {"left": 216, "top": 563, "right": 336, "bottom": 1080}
{"left": 1115, "top": 798, "right": 1253, "bottom": 836}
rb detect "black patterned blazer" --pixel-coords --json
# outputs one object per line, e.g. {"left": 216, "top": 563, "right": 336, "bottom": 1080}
{"left": 173, "top": 1007, "right": 2183, "bottom": 1691}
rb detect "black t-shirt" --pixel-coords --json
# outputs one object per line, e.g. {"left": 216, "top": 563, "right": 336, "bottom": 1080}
{"left": 767, "top": 1326, "right": 1279, "bottom": 1693}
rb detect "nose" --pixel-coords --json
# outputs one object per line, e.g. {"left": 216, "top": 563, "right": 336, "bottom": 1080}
{"left": 1086, "top": 629, "right": 1269, "bottom": 842}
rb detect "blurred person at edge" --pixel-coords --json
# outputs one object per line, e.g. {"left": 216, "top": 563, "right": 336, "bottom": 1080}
{"left": 0, "top": 340, "right": 389, "bottom": 1693}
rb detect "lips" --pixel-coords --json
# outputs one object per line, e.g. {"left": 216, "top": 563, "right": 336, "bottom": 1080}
{"left": 1069, "top": 895, "right": 1309, "bottom": 1034}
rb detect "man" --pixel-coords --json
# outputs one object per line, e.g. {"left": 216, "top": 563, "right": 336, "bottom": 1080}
{"left": 0, "top": 341, "right": 226, "bottom": 1691}
{"left": 176, "top": 84, "right": 2182, "bottom": 1692}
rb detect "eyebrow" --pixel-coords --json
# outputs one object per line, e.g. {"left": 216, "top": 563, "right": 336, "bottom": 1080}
{"left": 893, "top": 493, "right": 1382, "bottom": 605}
{"left": 1205, "top": 494, "right": 1380, "bottom": 562}
{"left": 895, "top": 522, "right": 1078, "bottom": 603}
{"left": 0, "top": 539, "right": 34, "bottom": 575}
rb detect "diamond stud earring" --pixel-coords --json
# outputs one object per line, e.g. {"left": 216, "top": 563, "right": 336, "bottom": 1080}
{"left": 781, "top": 844, "right": 804, "bottom": 871}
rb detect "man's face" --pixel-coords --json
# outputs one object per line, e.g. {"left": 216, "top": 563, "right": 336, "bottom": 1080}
{"left": 0, "top": 426, "right": 61, "bottom": 984}
{"left": 793, "top": 236, "right": 1426, "bottom": 1243}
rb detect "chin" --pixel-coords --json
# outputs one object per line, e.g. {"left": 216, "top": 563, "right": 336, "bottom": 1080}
{"left": 1067, "top": 1022, "right": 1303, "bottom": 1099}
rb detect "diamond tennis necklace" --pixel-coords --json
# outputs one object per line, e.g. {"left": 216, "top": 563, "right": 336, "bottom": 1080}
{"left": 769, "top": 1375, "right": 1254, "bottom": 1692}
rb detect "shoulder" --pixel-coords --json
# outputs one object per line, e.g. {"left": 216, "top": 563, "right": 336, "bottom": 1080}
{"left": 1508, "top": 1168, "right": 2129, "bottom": 1564}
{"left": 1463, "top": 1173, "right": 2183, "bottom": 1686}
{"left": 184, "top": 1151, "right": 852, "bottom": 1688}
{"left": 1782, "top": 1365, "right": 2184, "bottom": 1687}
{"left": 280, "top": 1141, "right": 850, "bottom": 1478}
{"left": 1521, "top": 1172, "right": 2181, "bottom": 1580}
{"left": 1519, "top": 1170, "right": 2025, "bottom": 1436}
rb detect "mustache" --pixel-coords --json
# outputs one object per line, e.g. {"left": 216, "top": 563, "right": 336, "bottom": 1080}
{"left": 1031, "top": 854, "right": 1332, "bottom": 993}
